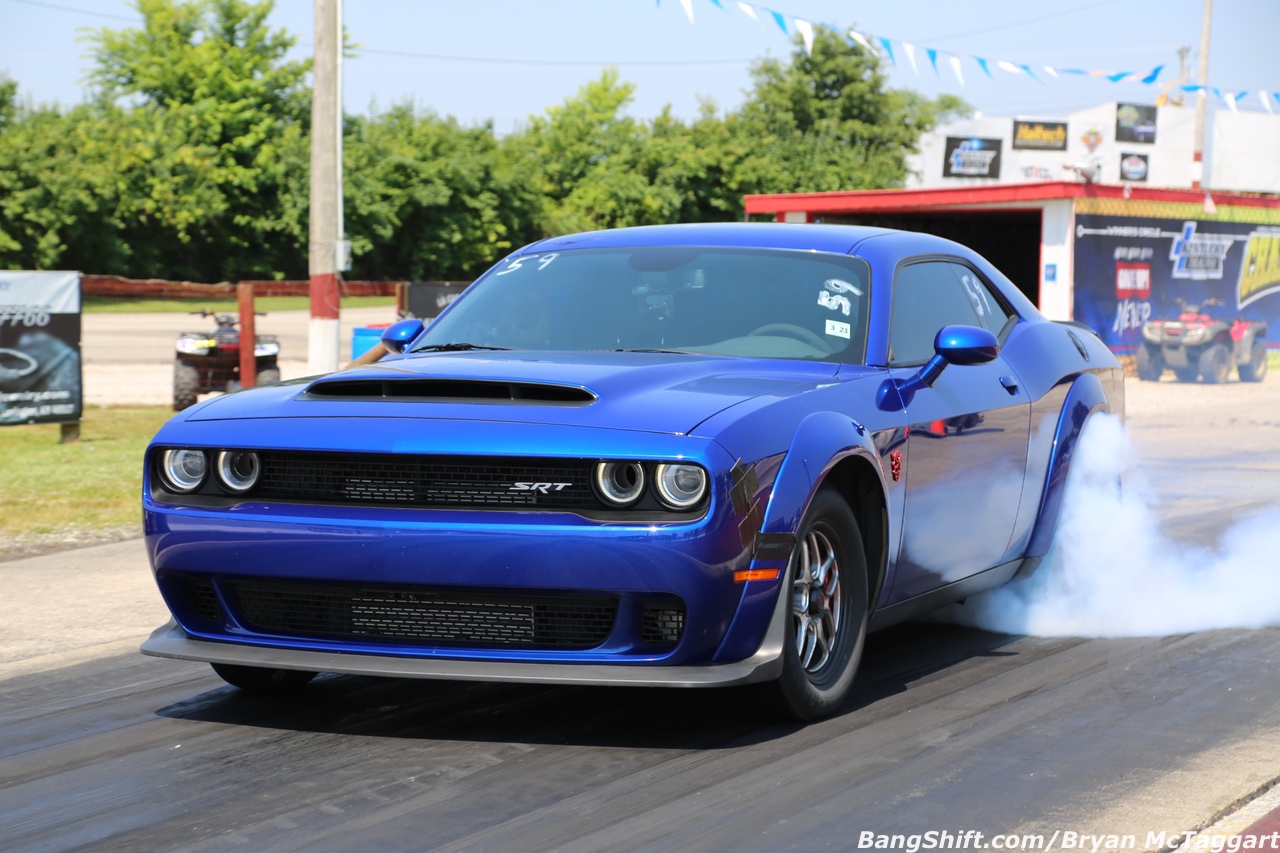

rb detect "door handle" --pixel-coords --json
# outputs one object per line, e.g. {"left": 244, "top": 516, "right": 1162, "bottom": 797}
{"left": 999, "top": 376, "right": 1019, "bottom": 395}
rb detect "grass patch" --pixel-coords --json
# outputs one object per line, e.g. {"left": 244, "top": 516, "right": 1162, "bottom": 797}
{"left": 0, "top": 406, "right": 173, "bottom": 539}
{"left": 84, "top": 295, "right": 395, "bottom": 314}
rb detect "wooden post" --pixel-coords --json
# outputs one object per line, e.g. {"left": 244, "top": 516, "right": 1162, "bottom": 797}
{"left": 238, "top": 281, "right": 256, "bottom": 389}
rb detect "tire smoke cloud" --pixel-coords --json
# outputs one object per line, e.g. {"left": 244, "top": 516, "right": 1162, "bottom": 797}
{"left": 945, "top": 413, "right": 1280, "bottom": 637}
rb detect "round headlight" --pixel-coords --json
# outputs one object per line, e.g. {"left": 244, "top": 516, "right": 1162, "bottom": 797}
{"left": 216, "top": 450, "right": 261, "bottom": 493}
{"left": 594, "top": 461, "right": 645, "bottom": 506}
{"left": 654, "top": 463, "right": 708, "bottom": 509}
{"left": 160, "top": 448, "right": 207, "bottom": 492}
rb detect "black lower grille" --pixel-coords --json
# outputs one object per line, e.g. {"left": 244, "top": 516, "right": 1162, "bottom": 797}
{"left": 226, "top": 580, "right": 617, "bottom": 650}
{"left": 641, "top": 604, "right": 686, "bottom": 646}
{"left": 255, "top": 452, "right": 599, "bottom": 510}
{"left": 184, "top": 577, "right": 224, "bottom": 623}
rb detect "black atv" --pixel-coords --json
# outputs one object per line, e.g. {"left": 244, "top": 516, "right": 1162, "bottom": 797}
{"left": 1138, "top": 298, "right": 1268, "bottom": 384}
{"left": 173, "top": 309, "right": 281, "bottom": 411}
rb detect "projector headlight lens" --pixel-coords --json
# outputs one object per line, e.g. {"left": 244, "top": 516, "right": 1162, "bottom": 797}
{"left": 216, "top": 450, "right": 261, "bottom": 493}
{"left": 594, "top": 461, "right": 646, "bottom": 506}
{"left": 654, "top": 463, "right": 707, "bottom": 509}
{"left": 160, "top": 448, "right": 207, "bottom": 493}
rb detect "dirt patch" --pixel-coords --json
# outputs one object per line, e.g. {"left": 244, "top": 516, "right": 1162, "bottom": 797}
{"left": 0, "top": 524, "right": 141, "bottom": 564}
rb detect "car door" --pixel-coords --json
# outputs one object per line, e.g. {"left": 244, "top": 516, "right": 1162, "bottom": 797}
{"left": 886, "top": 259, "right": 1030, "bottom": 603}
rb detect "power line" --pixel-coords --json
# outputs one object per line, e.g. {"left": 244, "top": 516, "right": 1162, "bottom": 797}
{"left": 349, "top": 45, "right": 755, "bottom": 69}
{"left": 916, "top": 0, "right": 1120, "bottom": 44}
{"left": 1, "top": 0, "right": 136, "bottom": 23}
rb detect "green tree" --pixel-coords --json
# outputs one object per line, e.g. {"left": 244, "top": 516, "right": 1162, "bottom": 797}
{"left": 81, "top": 0, "right": 311, "bottom": 280}
{"left": 735, "top": 27, "right": 970, "bottom": 193}
{"left": 340, "top": 105, "right": 540, "bottom": 280}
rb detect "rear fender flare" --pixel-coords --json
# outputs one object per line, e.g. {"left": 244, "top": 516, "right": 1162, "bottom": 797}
{"left": 1025, "top": 373, "right": 1111, "bottom": 557}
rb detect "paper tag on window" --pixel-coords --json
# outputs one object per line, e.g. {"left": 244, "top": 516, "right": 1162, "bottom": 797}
{"left": 825, "top": 319, "right": 851, "bottom": 339}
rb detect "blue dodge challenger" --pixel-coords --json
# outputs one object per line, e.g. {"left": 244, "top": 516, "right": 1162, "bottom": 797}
{"left": 141, "top": 223, "right": 1123, "bottom": 720}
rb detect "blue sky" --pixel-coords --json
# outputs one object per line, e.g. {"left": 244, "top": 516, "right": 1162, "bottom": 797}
{"left": 2, "top": 0, "right": 1278, "bottom": 133}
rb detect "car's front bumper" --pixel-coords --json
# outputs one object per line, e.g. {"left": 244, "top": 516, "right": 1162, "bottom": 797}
{"left": 141, "top": 561, "right": 789, "bottom": 687}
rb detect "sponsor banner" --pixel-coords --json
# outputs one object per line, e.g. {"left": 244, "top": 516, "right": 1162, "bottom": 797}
{"left": 0, "top": 271, "right": 82, "bottom": 425}
{"left": 1115, "top": 103, "right": 1157, "bottom": 144}
{"left": 1012, "top": 120, "right": 1068, "bottom": 150}
{"left": 1119, "top": 152, "right": 1149, "bottom": 182}
{"left": 1073, "top": 214, "right": 1280, "bottom": 349}
{"left": 405, "top": 281, "right": 471, "bottom": 319}
{"left": 943, "top": 137, "right": 1002, "bottom": 178}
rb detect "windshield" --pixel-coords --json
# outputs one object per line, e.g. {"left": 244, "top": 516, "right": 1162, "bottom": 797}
{"left": 414, "top": 246, "right": 872, "bottom": 363}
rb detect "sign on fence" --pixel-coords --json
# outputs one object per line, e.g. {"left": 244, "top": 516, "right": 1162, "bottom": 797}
{"left": 0, "top": 271, "right": 82, "bottom": 426}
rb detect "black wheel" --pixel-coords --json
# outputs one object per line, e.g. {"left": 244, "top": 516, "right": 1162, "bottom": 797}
{"left": 1136, "top": 343, "right": 1164, "bottom": 381}
{"left": 1198, "top": 343, "right": 1231, "bottom": 384}
{"left": 211, "top": 663, "right": 317, "bottom": 692}
{"left": 255, "top": 366, "right": 281, "bottom": 386}
{"left": 173, "top": 359, "right": 200, "bottom": 411}
{"left": 1238, "top": 340, "right": 1268, "bottom": 382}
{"left": 1173, "top": 367, "right": 1199, "bottom": 383}
{"left": 766, "top": 487, "right": 868, "bottom": 722}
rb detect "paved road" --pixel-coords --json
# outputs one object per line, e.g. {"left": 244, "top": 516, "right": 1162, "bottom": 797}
{"left": 82, "top": 306, "right": 398, "bottom": 364}
{"left": 80, "top": 306, "right": 399, "bottom": 406}
{"left": 2, "top": 378, "right": 1279, "bottom": 851}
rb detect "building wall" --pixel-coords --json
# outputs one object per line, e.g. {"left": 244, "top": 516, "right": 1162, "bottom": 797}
{"left": 1207, "top": 111, "right": 1280, "bottom": 193}
{"left": 907, "top": 102, "right": 1203, "bottom": 191}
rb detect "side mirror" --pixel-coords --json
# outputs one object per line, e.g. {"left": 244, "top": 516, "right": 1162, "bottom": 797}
{"left": 917, "top": 325, "right": 999, "bottom": 387}
{"left": 380, "top": 318, "right": 425, "bottom": 354}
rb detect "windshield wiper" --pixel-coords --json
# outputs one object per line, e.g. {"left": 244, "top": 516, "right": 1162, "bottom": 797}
{"left": 413, "top": 342, "right": 512, "bottom": 353}
{"left": 612, "top": 348, "right": 695, "bottom": 354}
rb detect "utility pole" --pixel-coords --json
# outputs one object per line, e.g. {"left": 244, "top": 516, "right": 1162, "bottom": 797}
{"left": 1192, "top": 0, "right": 1212, "bottom": 190}
{"left": 309, "top": 0, "right": 343, "bottom": 373}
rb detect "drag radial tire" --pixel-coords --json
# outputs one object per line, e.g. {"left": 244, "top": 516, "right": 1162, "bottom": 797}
{"left": 1136, "top": 343, "right": 1164, "bottom": 381}
{"left": 211, "top": 663, "right": 317, "bottom": 692}
{"left": 766, "top": 487, "right": 869, "bottom": 722}
{"left": 1199, "top": 343, "right": 1231, "bottom": 384}
{"left": 255, "top": 365, "right": 281, "bottom": 386}
{"left": 173, "top": 359, "right": 200, "bottom": 411}
{"left": 1238, "top": 340, "right": 1268, "bottom": 383}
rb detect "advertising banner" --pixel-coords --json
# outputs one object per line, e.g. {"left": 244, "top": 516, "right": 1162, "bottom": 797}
{"left": 405, "top": 281, "right": 471, "bottom": 320}
{"left": 1119, "top": 153, "right": 1149, "bottom": 182}
{"left": 1012, "top": 120, "right": 1068, "bottom": 151}
{"left": 1115, "top": 103, "right": 1158, "bottom": 144}
{"left": 1074, "top": 214, "right": 1280, "bottom": 350}
{"left": 942, "top": 137, "right": 1002, "bottom": 178}
{"left": 0, "top": 271, "right": 82, "bottom": 425}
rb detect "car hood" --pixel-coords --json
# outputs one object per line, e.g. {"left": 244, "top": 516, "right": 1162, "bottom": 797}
{"left": 183, "top": 350, "right": 847, "bottom": 435}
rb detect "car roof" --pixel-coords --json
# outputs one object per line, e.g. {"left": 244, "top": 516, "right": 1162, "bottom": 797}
{"left": 525, "top": 222, "right": 970, "bottom": 257}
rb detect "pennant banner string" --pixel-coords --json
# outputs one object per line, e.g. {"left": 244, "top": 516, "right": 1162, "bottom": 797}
{"left": 656, "top": 1, "right": 1275, "bottom": 112}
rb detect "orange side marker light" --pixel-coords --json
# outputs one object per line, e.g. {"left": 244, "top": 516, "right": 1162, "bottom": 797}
{"left": 734, "top": 569, "right": 781, "bottom": 583}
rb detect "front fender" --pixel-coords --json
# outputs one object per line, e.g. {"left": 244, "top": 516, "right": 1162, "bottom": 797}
{"left": 760, "top": 411, "right": 884, "bottom": 537}
{"left": 712, "top": 410, "right": 884, "bottom": 662}
{"left": 1025, "top": 372, "right": 1111, "bottom": 558}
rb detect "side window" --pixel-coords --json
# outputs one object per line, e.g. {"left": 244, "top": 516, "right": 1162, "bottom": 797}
{"left": 889, "top": 261, "right": 981, "bottom": 365}
{"left": 948, "top": 263, "right": 1011, "bottom": 337}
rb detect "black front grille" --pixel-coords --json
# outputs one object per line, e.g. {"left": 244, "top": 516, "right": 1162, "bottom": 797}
{"left": 226, "top": 580, "right": 617, "bottom": 650}
{"left": 255, "top": 452, "right": 598, "bottom": 509}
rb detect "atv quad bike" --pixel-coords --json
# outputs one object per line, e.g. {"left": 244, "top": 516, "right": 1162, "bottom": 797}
{"left": 1138, "top": 299, "right": 1268, "bottom": 384}
{"left": 173, "top": 309, "right": 281, "bottom": 411}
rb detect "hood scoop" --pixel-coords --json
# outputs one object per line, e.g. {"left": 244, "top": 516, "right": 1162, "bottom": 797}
{"left": 302, "top": 377, "right": 597, "bottom": 406}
